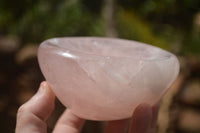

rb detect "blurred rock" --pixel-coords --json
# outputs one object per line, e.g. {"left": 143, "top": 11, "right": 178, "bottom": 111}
{"left": 0, "top": 36, "right": 20, "bottom": 53}
{"left": 15, "top": 44, "right": 38, "bottom": 64}
{"left": 179, "top": 79, "right": 200, "bottom": 106}
{"left": 0, "top": 98, "right": 7, "bottom": 112}
{"left": 17, "top": 90, "right": 35, "bottom": 104}
{"left": 0, "top": 73, "right": 6, "bottom": 86}
{"left": 157, "top": 74, "right": 185, "bottom": 133}
{"left": 178, "top": 56, "right": 188, "bottom": 74}
{"left": 194, "top": 12, "right": 200, "bottom": 30}
{"left": 15, "top": 57, "right": 44, "bottom": 93}
{"left": 178, "top": 109, "right": 200, "bottom": 132}
{"left": 187, "top": 57, "right": 200, "bottom": 75}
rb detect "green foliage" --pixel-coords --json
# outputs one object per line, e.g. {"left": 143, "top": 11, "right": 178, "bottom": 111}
{"left": 0, "top": 0, "right": 200, "bottom": 56}
{"left": 3, "top": 0, "right": 105, "bottom": 43}
{"left": 117, "top": 0, "right": 200, "bottom": 31}
{"left": 183, "top": 29, "right": 200, "bottom": 56}
{"left": 116, "top": 0, "right": 200, "bottom": 56}
{"left": 44, "top": 0, "right": 91, "bottom": 37}
{"left": 116, "top": 9, "right": 169, "bottom": 50}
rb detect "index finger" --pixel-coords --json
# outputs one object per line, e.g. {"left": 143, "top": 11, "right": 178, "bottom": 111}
{"left": 15, "top": 82, "right": 55, "bottom": 133}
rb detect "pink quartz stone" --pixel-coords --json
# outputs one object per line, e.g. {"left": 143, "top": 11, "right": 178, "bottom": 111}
{"left": 38, "top": 37, "right": 179, "bottom": 121}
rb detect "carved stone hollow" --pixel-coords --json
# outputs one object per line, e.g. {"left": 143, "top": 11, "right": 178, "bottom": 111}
{"left": 38, "top": 37, "right": 180, "bottom": 121}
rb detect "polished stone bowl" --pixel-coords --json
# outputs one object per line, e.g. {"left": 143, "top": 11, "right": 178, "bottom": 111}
{"left": 38, "top": 37, "right": 179, "bottom": 121}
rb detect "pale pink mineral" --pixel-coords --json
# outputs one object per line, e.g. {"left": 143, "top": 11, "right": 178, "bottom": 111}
{"left": 38, "top": 37, "right": 179, "bottom": 121}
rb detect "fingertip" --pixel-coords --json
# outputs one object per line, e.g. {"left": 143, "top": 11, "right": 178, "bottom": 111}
{"left": 39, "top": 81, "right": 55, "bottom": 98}
{"left": 40, "top": 81, "right": 48, "bottom": 87}
{"left": 40, "top": 81, "right": 51, "bottom": 91}
{"left": 129, "top": 103, "right": 152, "bottom": 133}
{"left": 134, "top": 103, "right": 152, "bottom": 114}
{"left": 39, "top": 81, "right": 50, "bottom": 92}
{"left": 150, "top": 103, "right": 159, "bottom": 132}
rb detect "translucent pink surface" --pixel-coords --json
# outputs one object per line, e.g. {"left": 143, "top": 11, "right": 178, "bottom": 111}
{"left": 38, "top": 37, "right": 179, "bottom": 121}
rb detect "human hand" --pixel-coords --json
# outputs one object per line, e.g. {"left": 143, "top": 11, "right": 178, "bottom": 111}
{"left": 15, "top": 81, "right": 159, "bottom": 133}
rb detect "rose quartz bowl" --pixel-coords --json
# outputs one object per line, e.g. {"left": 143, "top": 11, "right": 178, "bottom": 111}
{"left": 38, "top": 37, "right": 179, "bottom": 121}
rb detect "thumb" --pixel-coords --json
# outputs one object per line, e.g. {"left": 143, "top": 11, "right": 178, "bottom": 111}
{"left": 129, "top": 104, "right": 153, "bottom": 133}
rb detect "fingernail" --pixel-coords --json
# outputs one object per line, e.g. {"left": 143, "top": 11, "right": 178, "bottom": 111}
{"left": 37, "top": 81, "right": 48, "bottom": 94}
{"left": 129, "top": 103, "right": 152, "bottom": 133}
{"left": 39, "top": 81, "right": 55, "bottom": 98}
{"left": 40, "top": 81, "right": 48, "bottom": 88}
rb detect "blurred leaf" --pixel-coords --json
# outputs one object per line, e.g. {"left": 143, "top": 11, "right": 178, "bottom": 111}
{"left": 8, "top": 0, "right": 105, "bottom": 43}
{"left": 183, "top": 30, "right": 200, "bottom": 56}
{"left": 116, "top": 9, "right": 169, "bottom": 49}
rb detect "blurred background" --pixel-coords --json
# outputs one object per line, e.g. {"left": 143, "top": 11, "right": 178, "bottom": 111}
{"left": 0, "top": 0, "right": 200, "bottom": 132}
